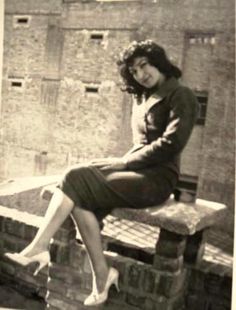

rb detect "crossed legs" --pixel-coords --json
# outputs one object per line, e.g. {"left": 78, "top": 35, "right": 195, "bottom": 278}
{"left": 20, "top": 187, "right": 109, "bottom": 292}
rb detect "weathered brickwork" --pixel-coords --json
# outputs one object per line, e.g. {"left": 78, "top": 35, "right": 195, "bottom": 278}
{"left": 0, "top": 203, "right": 232, "bottom": 310}
{"left": 0, "top": 0, "right": 234, "bottom": 233}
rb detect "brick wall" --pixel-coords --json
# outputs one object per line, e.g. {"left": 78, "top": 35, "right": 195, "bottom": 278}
{"left": 0, "top": 0, "right": 235, "bottom": 233}
{"left": 0, "top": 204, "right": 232, "bottom": 310}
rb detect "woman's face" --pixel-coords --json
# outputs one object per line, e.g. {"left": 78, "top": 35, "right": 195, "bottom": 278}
{"left": 129, "top": 56, "right": 165, "bottom": 89}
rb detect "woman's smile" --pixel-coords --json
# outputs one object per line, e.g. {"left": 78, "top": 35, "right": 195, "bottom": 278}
{"left": 129, "top": 56, "right": 165, "bottom": 89}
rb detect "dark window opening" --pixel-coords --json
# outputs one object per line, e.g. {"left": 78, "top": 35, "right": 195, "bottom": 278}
{"left": 11, "top": 81, "right": 22, "bottom": 87}
{"left": 107, "top": 242, "right": 153, "bottom": 265}
{"left": 17, "top": 17, "right": 29, "bottom": 24}
{"left": 90, "top": 33, "right": 104, "bottom": 40}
{"left": 85, "top": 86, "right": 99, "bottom": 93}
{"left": 196, "top": 94, "right": 208, "bottom": 125}
{"left": 174, "top": 175, "right": 198, "bottom": 202}
{"left": 76, "top": 238, "right": 154, "bottom": 265}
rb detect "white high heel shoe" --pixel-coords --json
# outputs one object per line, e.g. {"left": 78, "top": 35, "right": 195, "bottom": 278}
{"left": 4, "top": 251, "right": 50, "bottom": 276}
{"left": 84, "top": 267, "right": 120, "bottom": 306}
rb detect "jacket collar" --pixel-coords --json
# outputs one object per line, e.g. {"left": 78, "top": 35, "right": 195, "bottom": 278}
{"left": 144, "top": 77, "right": 180, "bottom": 112}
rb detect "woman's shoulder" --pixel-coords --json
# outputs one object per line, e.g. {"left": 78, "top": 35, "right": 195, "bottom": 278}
{"left": 171, "top": 82, "right": 197, "bottom": 100}
{"left": 168, "top": 81, "right": 199, "bottom": 109}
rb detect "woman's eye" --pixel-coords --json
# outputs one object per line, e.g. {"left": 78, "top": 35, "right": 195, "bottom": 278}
{"left": 130, "top": 69, "right": 136, "bottom": 76}
{"left": 140, "top": 62, "right": 147, "bottom": 68}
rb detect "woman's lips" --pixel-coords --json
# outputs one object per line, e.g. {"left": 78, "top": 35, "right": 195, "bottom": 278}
{"left": 143, "top": 77, "right": 150, "bottom": 83}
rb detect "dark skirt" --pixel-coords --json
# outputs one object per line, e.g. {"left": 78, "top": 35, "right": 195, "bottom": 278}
{"left": 57, "top": 162, "right": 178, "bottom": 222}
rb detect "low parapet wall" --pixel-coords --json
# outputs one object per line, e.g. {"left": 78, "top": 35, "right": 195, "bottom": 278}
{"left": 0, "top": 177, "right": 232, "bottom": 310}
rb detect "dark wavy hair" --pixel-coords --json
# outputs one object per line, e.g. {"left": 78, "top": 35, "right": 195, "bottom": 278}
{"left": 117, "top": 40, "right": 182, "bottom": 98}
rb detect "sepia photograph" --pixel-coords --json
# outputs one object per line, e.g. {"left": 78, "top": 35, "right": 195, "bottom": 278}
{"left": 0, "top": 0, "right": 234, "bottom": 309}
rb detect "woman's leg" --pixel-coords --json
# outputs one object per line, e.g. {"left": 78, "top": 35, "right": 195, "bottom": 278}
{"left": 20, "top": 186, "right": 109, "bottom": 292}
{"left": 21, "top": 188, "right": 74, "bottom": 256}
{"left": 72, "top": 206, "right": 109, "bottom": 293}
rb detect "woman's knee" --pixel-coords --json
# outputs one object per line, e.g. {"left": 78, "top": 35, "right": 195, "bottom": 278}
{"left": 63, "top": 163, "right": 91, "bottom": 182}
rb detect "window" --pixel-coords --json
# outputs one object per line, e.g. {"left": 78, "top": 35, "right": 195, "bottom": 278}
{"left": 90, "top": 33, "right": 104, "bottom": 41}
{"left": 86, "top": 30, "right": 109, "bottom": 49}
{"left": 17, "top": 17, "right": 29, "bottom": 24}
{"left": 174, "top": 175, "right": 198, "bottom": 202}
{"left": 187, "top": 33, "right": 216, "bottom": 46}
{"left": 85, "top": 85, "right": 99, "bottom": 95}
{"left": 195, "top": 92, "right": 208, "bottom": 125}
{"left": 11, "top": 81, "right": 22, "bottom": 87}
{"left": 13, "top": 15, "right": 31, "bottom": 28}
{"left": 90, "top": 32, "right": 105, "bottom": 44}
{"left": 8, "top": 77, "right": 25, "bottom": 90}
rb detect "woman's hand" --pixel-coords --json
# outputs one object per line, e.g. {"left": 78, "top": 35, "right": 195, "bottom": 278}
{"left": 90, "top": 157, "right": 127, "bottom": 171}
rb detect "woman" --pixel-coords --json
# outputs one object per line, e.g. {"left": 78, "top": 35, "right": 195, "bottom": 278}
{"left": 5, "top": 40, "right": 199, "bottom": 306}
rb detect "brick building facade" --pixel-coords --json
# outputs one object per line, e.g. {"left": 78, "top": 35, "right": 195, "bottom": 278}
{"left": 0, "top": 0, "right": 234, "bottom": 233}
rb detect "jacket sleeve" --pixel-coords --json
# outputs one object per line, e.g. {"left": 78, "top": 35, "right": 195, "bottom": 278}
{"left": 124, "top": 86, "right": 199, "bottom": 170}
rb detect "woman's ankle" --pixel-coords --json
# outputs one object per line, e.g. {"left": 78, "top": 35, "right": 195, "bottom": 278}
{"left": 93, "top": 266, "right": 110, "bottom": 292}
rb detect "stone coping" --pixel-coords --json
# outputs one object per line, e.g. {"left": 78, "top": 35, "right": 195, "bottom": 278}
{"left": 0, "top": 176, "right": 60, "bottom": 216}
{"left": 0, "top": 205, "right": 42, "bottom": 228}
{"left": 0, "top": 175, "right": 59, "bottom": 196}
{"left": 0, "top": 204, "right": 232, "bottom": 280}
{"left": 41, "top": 184, "right": 227, "bottom": 236}
{"left": 0, "top": 176, "right": 227, "bottom": 236}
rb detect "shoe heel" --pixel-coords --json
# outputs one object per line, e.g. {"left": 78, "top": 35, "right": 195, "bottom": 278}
{"left": 33, "top": 260, "right": 48, "bottom": 276}
{"left": 114, "top": 277, "right": 120, "bottom": 292}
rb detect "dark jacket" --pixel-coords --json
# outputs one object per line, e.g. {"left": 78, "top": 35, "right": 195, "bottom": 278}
{"left": 123, "top": 77, "right": 199, "bottom": 175}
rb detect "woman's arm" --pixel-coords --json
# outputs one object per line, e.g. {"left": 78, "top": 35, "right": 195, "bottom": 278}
{"left": 124, "top": 86, "right": 199, "bottom": 170}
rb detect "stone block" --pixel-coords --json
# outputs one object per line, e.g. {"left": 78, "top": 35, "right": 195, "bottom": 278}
{"left": 127, "top": 262, "right": 144, "bottom": 289}
{"left": 24, "top": 224, "right": 38, "bottom": 241}
{"left": 1, "top": 260, "right": 17, "bottom": 276}
{"left": 3, "top": 233, "right": 26, "bottom": 252}
{"left": 0, "top": 235, "right": 4, "bottom": 254}
{"left": 54, "top": 227, "right": 76, "bottom": 244}
{"left": 184, "top": 230, "right": 205, "bottom": 264}
{"left": 3, "top": 218, "right": 17, "bottom": 235}
{"left": 48, "top": 264, "right": 74, "bottom": 283}
{"left": 186, "top": 294, "right": 207, "bottom": 310}
{"left": 69, "top": 241, "right": 86, "bottom": 270}
{"left": 108, "top": 287, "right": 127, "bottom": 304}
{"left": 144, "top": 297, "right": 170, "bottom": 310}
{"left": 46, "top": 304, "right": 60, "bottom": 310}
{"left": 66, "top": 286, "right": 89, "bottom": 302}
{"left": 170, "top": 293, "right": 185, "bottom": 310}
{"left": 0, "top": 215, "right": 4, "bottom": 231}
{"left": 153, "top": 254, "right": 183, "bottom": 272}
{"left": 50, "top": 243, "right": 70, "bottom": 265}
{"left": 221, "top": 276, "right": 232, "bottom": 299}
{"left": 16, "top": 269, "right": 46, "bottom": 287}
{"left": 141, "top": 269, "right": 160, "bottom": 294}
{"left": 47, "top": 277, "right": 67, "bottom": 295}
{"left": 103, "top": 301, "right": 140, "bottom": 310}
{"left": 158, "top": 229, "right": 186, "bottom": 243}
{"left": 156, "top": 230, "right": 186, "bottom": 258}
{"left": 188, "top": 269, "right": 205, "bottom": 292}
{"left": 46, "top": 291, "right": 80, "bottom": 310}
{"left": 156, "top": 269, "right": 188, "bottom": 298}
{"left": 48, "top": 263, "right": 82, "bottom": 285}
{"left": 126, "top": 292, "right": 146, "bottom": 308}
{"left": 112, "top": 198, "right": 227, "bottom": 235}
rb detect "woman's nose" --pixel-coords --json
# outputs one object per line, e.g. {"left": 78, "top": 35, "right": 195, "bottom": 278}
{"left": 136, "top": 68, "right": 144, "bottom": 80}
